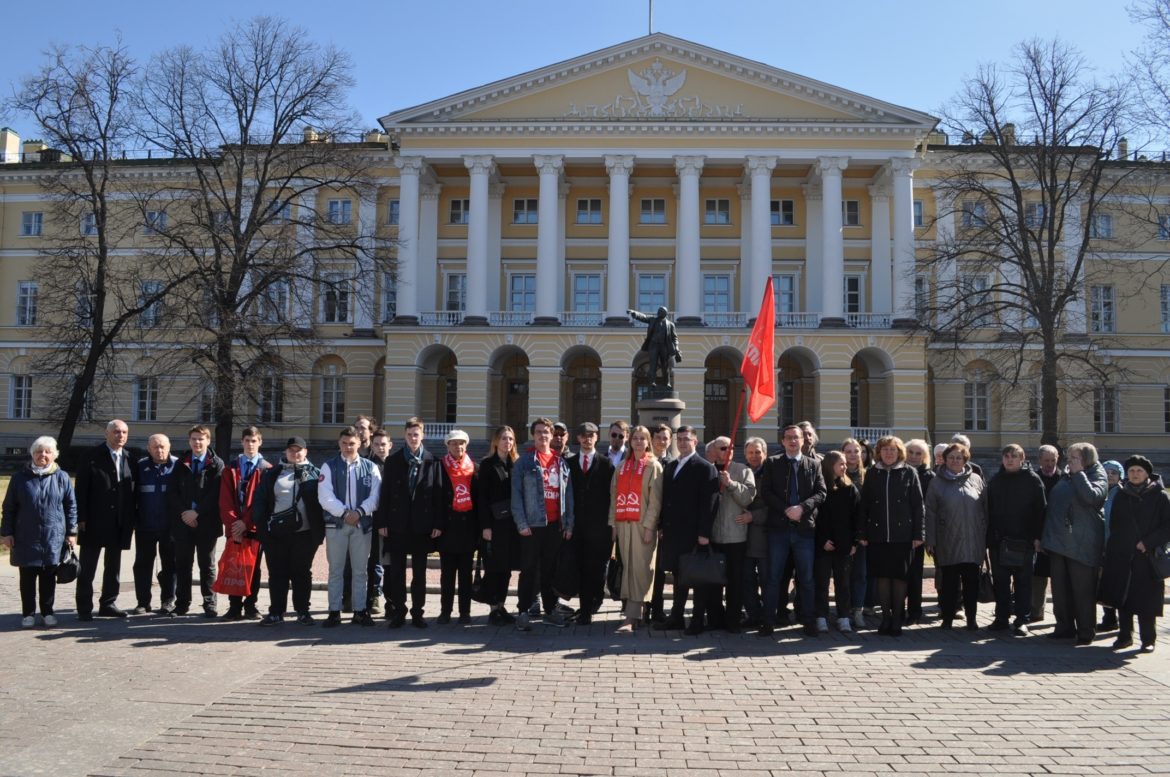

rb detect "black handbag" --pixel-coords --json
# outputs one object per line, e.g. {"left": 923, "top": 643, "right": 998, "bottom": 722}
{"left": 677, "top": 547, "right": 727, "bottom": 588}
{"left": 1149, "top": 541, "right": 1170, "bottom": 579}
{"left": 267, "top": 480, "right": 301, "bottom": 538}
{"left": 998, "top": 537, "right": 1030, "bottom": 568}
{"left": 605, "top": 548, "right": 623, "bottom": 601}
{"left": 489, "top": 499, "right": 512, "bottom": 523}
{"left": 470, "top": 547, "right": 494, "bottom": 604}
{"left": 56, "top": 543, "right": 79, "bottom": 584}
{"left": 978, "top": 555, "right": 996, "bottom": 603}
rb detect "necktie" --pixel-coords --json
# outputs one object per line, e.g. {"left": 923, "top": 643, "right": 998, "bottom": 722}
{"left": 583, "top": 454, "right": 590, "bottom": 473}
{"left": 408, "top": 453, "right": 421, "bottom": 494}
{"left": 788, "top": 459, "right": 800, "bottom": 506}
{"left": 243, "top": 460, "right": 253, "bottom": 482}
{"left": 113, "top": 451, "right": 121, "bottom": 481}
{"left": 191, "top": 457, "right": 202, "bottom": 509}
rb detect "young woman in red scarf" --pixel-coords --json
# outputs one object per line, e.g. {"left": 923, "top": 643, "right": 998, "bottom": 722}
{"left": 608, "top": 425, "right": 663, "bottom": 633}
{"left": 438, "top": 430, "right": 478, "bottom": 623}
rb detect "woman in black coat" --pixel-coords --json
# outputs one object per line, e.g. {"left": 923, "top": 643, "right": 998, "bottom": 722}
{"left": 1098, "top": 455, "right": 1170, "bottom": 653}
{"left": 858, "top": 435, "right": 925, "bottom": 635}
{"left": 814, "top": 451, "right": 861, "bottom": 633}
{"left": 477, "top": 426, "right": 519, "bottom": 625}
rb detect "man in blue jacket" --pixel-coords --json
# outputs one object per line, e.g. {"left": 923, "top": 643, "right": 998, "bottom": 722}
{"left": 134, "top": 434, "right": 179, "bottom": 615}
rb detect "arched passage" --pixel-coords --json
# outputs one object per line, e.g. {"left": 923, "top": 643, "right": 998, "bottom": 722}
{"left": 849, "top": 347, "right": 895, "bottom": 433}
{"left": 488, "top": 346, "right": 530, "bottom": 440}
{"left": 704, "top": 347, "right": 744, "bottom": 442}
{"left": 417, "top": 345, "right": 457, "bottom": 424}
{"left": 560, "top": 346, "right": 602, "bottom": 431}
{"left": 777, "top": 347, "right": 820, "bottom": 429}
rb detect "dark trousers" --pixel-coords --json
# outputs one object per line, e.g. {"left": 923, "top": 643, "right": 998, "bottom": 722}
{"left": 1049, "top": 552, "right": 1098, "bottom": 640}
{"left": 174, "top": 535, "right": 218, "bottom": 611}
{"left": 649, "top": 564, "right": 668, "bottom": 617}
{"left": 763, "top": 526, "right": 815, "bottom": 626}
{"left": 939, "top": 562, "right": 980, "bottom": 622}
{"left": 518, "top": 525, "right": 562, "bottom": 614}
{"left": 440, "top": 551, "right": 474, "bottom": 616}
{"left": 386, "top": 532, "right": 431, "bottom": 618}
{"left": 850, "top": 543, "right": 868, "bottom": 611}
{"left": 814, "top": 550, "right": 852, "bottom": 619}
{"left": 577, "top": 535, "right": 611, "bottom": 613}
{"left": 343, "top": 531, "right": 384, "bottom": 606}
{"left": 742, "top": 554, "right": 768, "bottom": 622}
{"left": 711, "top": 542, "right": 746, "bottom": 629}
{"left": 990, "top": 548, "right": 1033, "bottom": 623}
{"left": 77, "top": 544, "right": 122, "bottom": 613}
{"left": 487, "top": 520, "right": 517, "bottom": 608}
{"left": 133, "top": 528, "right": 177, "bottom": 609}
{"left": 20, "top": 566, "right": 57, "bottom": 616}
{"left": 906, "top": 545, "right": 925, "bottom": 619}
{"left": 1119, "top": 609, "right": 1157, "bottom": 645}
{"left": 228, "top": 545, "right": 263, "bottom": 611}
{"left": 265, "top": 531, "right": 317, "bottom": 616}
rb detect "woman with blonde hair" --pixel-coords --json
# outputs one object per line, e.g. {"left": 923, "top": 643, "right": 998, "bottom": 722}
{"left": 609, "top": 425, "right": 663, "bottom": 633}
{"left": 477, "top": 426, "right": 520, "bottom": 625}
{"left": 841, "top": 438, "right": 869, "bottom": 628}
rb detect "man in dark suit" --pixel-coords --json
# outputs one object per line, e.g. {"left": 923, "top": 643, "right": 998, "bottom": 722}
{"left": 168, "top": 424, "right": 224, "bottom": 617}
{"left": 758, "top": 424, "right": 827, "bottom": 636}
{"left": 376, "top": 417, "right": 444, "bottom": 628}
{"left": 647, "top": 422, "right": 674, "bottom": 621}
{"left": 658, "top": 425, "right": 719, "bottom": 635}
{"left": 76, "top": 419, "right": 137, "bottom": 619}
{"left": 567, "top": 422, "right": 615, "bottom": 624}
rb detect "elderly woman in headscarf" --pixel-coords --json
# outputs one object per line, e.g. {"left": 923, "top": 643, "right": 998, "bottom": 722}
{"left": 1, "top": 436, "right": 77, "bottom": 628}
{"left": 1098, "top": 456, "right": 1170, "bottom": 653}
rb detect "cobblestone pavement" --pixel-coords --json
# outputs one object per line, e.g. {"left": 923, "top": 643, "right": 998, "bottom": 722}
{"left": 1, "top": 561, "right": 1168, "bottom": 777}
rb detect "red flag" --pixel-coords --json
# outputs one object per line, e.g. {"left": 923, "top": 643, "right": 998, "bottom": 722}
{"left": 740, "top": 277, "right": 776, "bottom": 423}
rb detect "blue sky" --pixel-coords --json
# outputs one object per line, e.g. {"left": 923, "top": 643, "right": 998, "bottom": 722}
{"left": 0, "top": 0, "right": 1149, "bottom": 134}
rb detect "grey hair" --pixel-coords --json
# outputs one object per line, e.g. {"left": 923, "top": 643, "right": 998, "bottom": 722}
{"left": 705, "top": 436, "right": 731, "bottom": 454}
{"left": 933, "top": 443, "right": 948, "bottom": 456}
{"left": 950, "top": 433, "right": 972, "bottom": 448}
{"left": 798, "top": 421, "right": 819, "bottom": 446}
{"left": 1038, "top": 444, "right": 1059, "bottom": 458}
{"left": 106, "top": 419, "right": 128, "bottom": 432}
{"left": 905, "top": 438, "right": 931, "bottom": 456}
{"left": 30, "top": 436, "right": 58, "bottom": 456}
{"left": 1067, "top": 442, "right": 1099, "bottom": 467}
{"left": 744, "top": 436, "right": 768, "bottom": 453}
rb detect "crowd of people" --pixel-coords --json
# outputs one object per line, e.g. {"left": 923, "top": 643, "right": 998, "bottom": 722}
{"left": 2, "top": 416, "right": 1168, "bottom": 653}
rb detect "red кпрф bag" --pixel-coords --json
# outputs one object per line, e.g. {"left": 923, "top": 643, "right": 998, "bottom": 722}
{"left": 212, "top": 538, "right": 260, "bottom": 597}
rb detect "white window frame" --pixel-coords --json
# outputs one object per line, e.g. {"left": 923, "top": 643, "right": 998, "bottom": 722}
{"left": 843, "top": 273, "right": 865, "bottom": 314}
{"left": 9, "top": 375, "right": 32, "bottom": 420}
{"left": 1028, "top": 384, "right": 1041, "bottom": 433}
{"left": 1161, "top": 285, "right": 1170, "bottom": 334}
{"left": 702, "top": 273, "right": 732, "bottom": 313}
{"left": 1093, "top": 387, "right": 1119, "bottom": 433}
{"left": 841, "top": 200, "right": 861, "bottom": 227}
{"left": 444, "top": 271, "right": 467, "bottom": 312}
{"left": 1159, "top": 214, "right": 1170, "bottom": 241}
{"left": 958, "top": 273, "right": 992, "bottom": 327}
{"left": 704, "top": 198, "right": 731, "bottom": 225}
{"left": 259, "top": 279, "right": 289, "bottom": 324}
{"left": 199, "top": 383, "right": 215, "bottom": 424}
{"left": 575, "top": 198, "right": 602, "bottom": 225}
{"left": 134, "top": 376, "right": 158, "bottom": 422}
{"left": 139, "top": 280, "right": 164, "bottom": 328}
{"left": 257, "top": 372, "right": 284, "bottom": 424}
{"left": 20, "top": 211, "right": 43, "bottom": 237}
{"left": 326, "top": 198, "right": 352, "bottom": 226}
{"left": 449, "top": 199, "right": 470, "bottom": 225}
{"left": 387, "top": 199, "right": 400, "bottom": 226}
{"left": 639, "top": 198, "right": 666, "bottom": 225}
{"left": 571, "top": 272, "right": 603, "bottom": 312}
{"left": 913, "top": 200, "right": 923, "bottom": 228}
{"left": 382, "top": 272, "right": 397, "bottom": 323}
{"left": 964, "top": 381, "right": 989, "bottom": 431}
{"left": 512, "top": 198, "right": 538, "bottom": 225}
{"left": 81, "top": 212, "right": 98, "bottom": 236}
{"left": 635, "top": 271, "right": 669, "bottom": 310}
{"left": 508, "top": 272, "right": 537, "bottom": 313}
{"left": 773, "top": 273, "right": 798, "bottom": 314}
{"left": 770, "top": 199, "right": 795, "bottom": 226}
{"left": 1089, "top": 285, "right": 1115, "bottom": 333}
{"left": 143, "top": 210, "right": 167, "bottom": 235}
{"left": 17, "top": 281, "right": 37, "bottom": 326}
{"left": 320, "top": 273, "right": 351, "bottom": 324}
{"left": 320, "top": 364, "right": 345, "bottom": 425}
{"left": 961, "top": 200, "right": 987, "bottom": 228}
{"left": 914, "top": 274, "right": 929, "bottom": 320}
{"left": 1090, "top": 213, "right": 1114, "bottom": 239}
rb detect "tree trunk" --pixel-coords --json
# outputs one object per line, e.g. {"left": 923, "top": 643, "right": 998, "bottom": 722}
{"left": 213, "top": 336, "right": 236, "bottom": 455}
{"left": 1040, "top": 336, "right": 1061, "bottom": 448}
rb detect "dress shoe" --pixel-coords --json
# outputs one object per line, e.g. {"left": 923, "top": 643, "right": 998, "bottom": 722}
{"left": 1096, "top": 619, "right": 1118, "bottom": 632}
{"left": 296, "top": 613, "right": 315, "bottom": 626}
{"left": 684, "top": 620, "right": 704, "bottom": 636}
{"left": 436, "top": 612, "right": 452, "bottom": 625}
{"left": 878, "top": 616, "right": 892, "bottom": 635}
{"left": 1075, "top": 636, "right": 1094, "bottom": 646}
{"left": 889, "top": 622, "right": 903, "bottom": 637}
{"left": 98, "top": 606, "right": 128, "bottom": 618}
{"left": 659, "top": 616, "right": 685, "bottom": 630}
{"left": 322, "top": 611, "right": 342, "bottom": 628}
{"left": 387, "top": 613, "right": 406, "bottom": 629}
{"left": 757, "top": 623, "right": 774, "bottom": 637}
{"left": 940, "top": 619, "right": 953, "bottom": 630}
{"left": 243, "top": 604, "right": 261, "bottom": 619}
{"left": 458, "top": 613, "right": 471, "bottom": 624}
{"left": 1140, "top": 642, "right": 1156, "bottom": 653}
{"left": 650, "top": 609, "right": 668, "bottom": 624}
{"left": 1012, "top": 621, "right": 1030, "bottom": 636}
{"left": 576, "top": 610, "right": 592, "bottom": 625}
{"left": 1112, "top": 636, "right": 1134, "bottom": 650}
{"left": 411, "top": 615, "right": 428, "bottom": 629}
{"left": 987, "top": 619, "right": 1010, "bottom": 631}
{"left": 172, "top": 606, "right": 189, "bottom": 616}
{"left": 352, "top": 610, "right": 375, "bottom": 627}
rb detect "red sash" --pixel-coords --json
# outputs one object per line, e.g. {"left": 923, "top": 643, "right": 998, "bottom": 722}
{"left": 443, "top": 454, "right": 474, "bottom": 513}
{"left": 615, "top": 457, "right": 647, "bottom": 522}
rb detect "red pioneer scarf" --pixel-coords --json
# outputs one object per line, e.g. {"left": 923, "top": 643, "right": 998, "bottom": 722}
{"left": 614, "top": 456, "right": 648, "bottom": 522}
{"left": 443, "top": 454, "right": 474, "bottom": 512}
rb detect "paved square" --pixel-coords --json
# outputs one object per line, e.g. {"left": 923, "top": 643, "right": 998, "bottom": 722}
{"left": 1, "top": 566, "right": 1167, "bottom": 777}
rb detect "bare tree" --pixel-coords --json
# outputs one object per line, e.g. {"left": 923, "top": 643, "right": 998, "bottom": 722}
{"left": 136, "top": 17, "right": 388, "bottom": 450}
{"left": 1131, "top": 0, "right": 1170, "bottom": 148}
{"left": 917, "top": 39, "right": 1133, "bottom": 446}
{"left": 7, "top": 42, "right": 193, "bottom": 450}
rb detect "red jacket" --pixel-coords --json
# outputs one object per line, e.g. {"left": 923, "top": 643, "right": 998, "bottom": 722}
{"left": 219, "top": 457, "right": 272, "bottom": 533}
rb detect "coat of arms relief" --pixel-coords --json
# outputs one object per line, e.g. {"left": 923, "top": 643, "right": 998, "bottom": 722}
{"left": 565, "top": 59, "right": 745, "bottom": 119}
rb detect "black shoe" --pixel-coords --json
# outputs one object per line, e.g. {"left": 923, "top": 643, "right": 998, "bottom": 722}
{"left": 987, "top": 619, "right": 1010, "bottom": 631}
{"left": 296, "top": 613, "right": 315, "bottom": 626}
{"left": 77, "top": 612, "right": 93, "bottom": 622}
{"left": 412, "top": 615, "right": 428, "bottom": 629}
{"left": 1112, "top": 636, "right": 1134, "bottom": 650}
{"left": 1012, "top": 621, "right": 1029, "bottom": 636}
{"left": 202, "top": 605, "right": 218, "bottom": 618}
{"left": 889, "top": 622, "right": 903, "bottom": 637}
{"left": 387, "top": 613, "right": 406, "bottom": 629}
{"left": 1140, "top": 642, "right": 1156, "bottom": 653}
{"left": 259, "top": 613, "right": 283, "bottom": 627}
{"left": 173, "top": 606, "right": 189, "bottom": 616}
{"left": 757, "top": 623, "right": 774, "bottom": 637}
{"left": 322, "top": 611, "right": 342, "bottom": 628}
{"left": 1075, "top": 636, "right": 1094, "bottom": 646}
{"left": 221, "top": 607, "right": 243, "bottom": 621}
{"left": 436, "top": 612, "right": 452, "bottom": 625}
{"left": 98, "top": 606, "right": 129, "bottom": 618}
{"left": 528, "top": 601, "right": 542, "bottom": 618}
{"left": 650, "top": 609, "right": 667, "bottom": 624}
{"left": 684, "top": 620, "right": 704, "bottom": 636}
{"left": 966, "top": 621, "right": 979, "bottom": 631}
{"left": 458, "top": 613, "right": 471, "bottom": 624}
{"left": 577, "top": 610, "right": 592, "bottom": 625}
{"left": 1048, "top": 630, "right": 1076, "bottom": 639}
{"left": 802, "top": 623, "right": 819, "bottom": 637}
{"left": 243, "top": 604, "right": 261, "bottom": 620}
{"left": 660, "top": 616, "right": 685, "bottom": 630}
{"left": 725, "top": 624, "right": 741, "bottom": 634}
{"left": 352, "top": 610, "right": 375, "bottom": 627}
{"left": 488, "top": 608, "right": 515, "bottom": 625}
{"left": 940, "top": 619, "right": 953, "bottom": 630}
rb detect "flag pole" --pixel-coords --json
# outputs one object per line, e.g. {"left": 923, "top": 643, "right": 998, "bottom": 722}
{"left": 724, "top": 383, "right": 747, "bottom": 472}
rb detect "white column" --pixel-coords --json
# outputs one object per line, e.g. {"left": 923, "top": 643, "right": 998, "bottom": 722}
{"left": 417, "top": 183, "right": 441, "bottom": 316}
{"left": 818, "top": 156, "right": 848, "bottom": 326}
{"left": 935, "top": 191, "right": 958, "bottom": 328}
{"left": 869, "top": 182, "right": 892, "bottom": 316}
{"left": 557, "top": 181, "right": 570, "bottom": 314}
{"left": 604, "top": 154, "right": 634, "bottom": 325}
{"left": 533, "top": 154, "right": 564, "bottom": 325}
{"left": 355, "top": 198, "right": 377, "bottom": 329}
{"left": 746, "top": 155, "right": 777, "bottom": 321}
{"left": 292, "top": 192, "right": 315, "bottom": 327}
{"left": 463, "top": 155, "right": 494, "bottom": 325}
{"left": 737, "top": 181, "right": 752, "bottom": 316}
{"left": 487, "top": 181, "right": 505, "bottom": 315}
{"left": 803, "top": 182, "right": 822, "bottom": 315}
{"left": 674, "top": 155, "right": 705, "bottom": 325}
{"left": 393, "top": 158, "right": 422, "bottom": 323}
{"left": 1064, "top": 197, "right": 1086, "bottom": 332}
{"left": 890, "top": 157, "right": 917, "bottom": 325}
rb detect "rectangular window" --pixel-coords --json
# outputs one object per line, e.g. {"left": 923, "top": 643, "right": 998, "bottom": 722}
{"left": 1094, "top": 387, "right": 1119, "bottom": 433}
{"left": 639, "top": 198, "right": 666, "bottom": 225}
{"left": 257, "top": 374, "right": 283, "bottom": 424}
{"left": 143, "top": 210, "right": 167, "bottom": 235}
{"left": 637, "top": 273, "right": 667, "bottom": 310}
{"left": 321, "top": 372, "right": 345, "bottom": 425}
{"left": 139, "top": 280, "right": 164, "bottom": 328}
{"left": 449, "top": 199, "right": 470, "bottom": 224}
{"left": 259, "top": 279, "right": 289, "bottom": 323}
{"left": 75, "top": 280, "right": 95, "bottom": 327}
{"left": 9, "top": 376, "right": 32, "bottom": 420}
{"left": 913, "top": 200, "right": 923, "bottom": 228}
{"left": 576, "top": 198, "right": 602, "bottom": 225}
{"left": 778, "top": 381, "right": 795, "bottom": 427}
{"left": 1090, "top": 285, "right": 1115, "bottom": 333}
{"left": 445, "top": 273, "right": 467, "bottom": 312}
{"left": 382, "top": 272, "right": 397, "bottom": 323}
{"left": 321, "top": 274, "right": 350, "bottom": 323}
{"left": 841, "top": 200, "right": 861, "bottom": 227}
{"left": 327, "top": 199, "right": 352, "bottom": 225}
{"left": 914, "top": 274, "right": 929, "bottom": 320}
{"left": 843, "top": 274, "right": 863, "bottom": 314}
{"left": 704, "top": 199, "right": 731, "bottom": 225}
{"left": 135, "top": 377, "right": 158, "bottom": 422}
{"left": 702, "top": 274, "right": 732, "bottom": 312}
{"left": 199, "top": 384, "right": 215, "bottom": 424}
{"left": 17, "top": 281, "right": 37, "bottom": 326}
{"left": 961, "top": 200, "right": 987, "bottom": 228}
{"left": 1025, "top": 202, "right": 1046, "bottom": 228}
{"left": 387, "top": 199, "right": 400, "bottom": 226}
{"left": 1162, "top": 285, "right": 1170, "bottom": 334}
{"left": 1159, "top": 215, "right": 1170, "bottom": 241}
{"left": 770, "top": 199, "right": 795, "bottom": 226}
{"left": 572, "top": 273, "right": 602, "bottom": 312}
{"left": 959, "top": 273, "right": 992, "bottom": 327}
{"left": 512, "top": 199, "right": 538, "bottom": 224}
{"left": 81, "top": 213, "right": 98, "bottom": 236}
{"left": 509, "top": 273, "right": 536, "bottom": 312}
{"left": 773, "top": 273, "right": 797, "bottom": 314}
{"left": 1090, "top": 213, "right": 1113, "bottom": 239}
{"left": 964, "top": 382, "right": 989, "bottom": 431}
{"left": 1028, "top": 385, "right": 1040, "bottom": 433}
{"left": 267, "top": 200, "right": 291, "bottom": 224}
{"left": 20, "top": 211, "right": 43, "bottom": 237}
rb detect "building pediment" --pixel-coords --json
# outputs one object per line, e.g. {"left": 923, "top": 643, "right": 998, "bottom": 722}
{"left": 380, "top": 34, "right": 936, "bottom": 139}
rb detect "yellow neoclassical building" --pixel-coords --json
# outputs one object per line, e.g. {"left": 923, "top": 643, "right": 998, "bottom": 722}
{"left": 2, "top": 33, "right": 1169, "bottom": 457}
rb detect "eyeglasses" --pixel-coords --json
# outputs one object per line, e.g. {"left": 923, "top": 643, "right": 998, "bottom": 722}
{"left": 718, "top": 446, "right": 729, "bottom": 451}
{"left": 611, "top": 433, "right": 624, "bottom": 439}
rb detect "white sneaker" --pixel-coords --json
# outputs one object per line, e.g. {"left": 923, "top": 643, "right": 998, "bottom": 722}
{"left": 43, "top": 614, "right": 57, "bottom": 627}
{"left": 837, "top": 617, "right": 852, "bottom": 632}
{"left": 815, "top": 617, "right": 829, "bottom": 633}
{"left": 21, "top": 616, "right": 35, "bottom": 628}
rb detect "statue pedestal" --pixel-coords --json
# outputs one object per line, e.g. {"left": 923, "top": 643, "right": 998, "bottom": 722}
{"left": 636, "top": 393, "right": 685, "bottom": 434}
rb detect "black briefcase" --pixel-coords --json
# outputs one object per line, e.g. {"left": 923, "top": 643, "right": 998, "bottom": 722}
{"left": 677, "top": 547, "right": 727, "bottom": 588}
